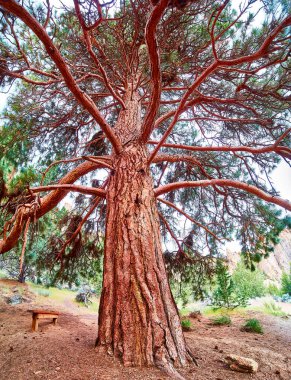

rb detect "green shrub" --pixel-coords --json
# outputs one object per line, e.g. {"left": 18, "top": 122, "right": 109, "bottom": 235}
{"left": 232, "top": 261, "right": 265, "bottom": 299}
{"left": 211, "top": 315, "right": 231, "bottom": 325}
{"left": 263, "top": 301, "right": 287, "bottom": 317}
{"left": 281, "top": 265, "right": 291, "bottom": 295}
{"left": 242, "top": 318, "right": 263, "bottom": 334}
{"left": 266, "top": 283, "right": 281, "bottom": 296}
{"left": 211, "top": 260, "right": 248, "bottom": 309}
{"left": 181, "top": 319, "right": 192, "bottom": 331}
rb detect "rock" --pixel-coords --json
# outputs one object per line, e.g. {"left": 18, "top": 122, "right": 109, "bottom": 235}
{"left": 6, "top": 294, "right": 22, "bottom": 305}
{"left": 225, "top": 354, "right": 258, "bottom": 373}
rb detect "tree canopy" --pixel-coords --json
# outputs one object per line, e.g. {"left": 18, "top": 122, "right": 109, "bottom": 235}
{"left": 0, "top": 0, "right": 290, "bottom": 264}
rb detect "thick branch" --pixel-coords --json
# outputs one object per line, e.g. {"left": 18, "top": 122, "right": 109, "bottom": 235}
{"left": 140, "top": 0, "right": 169, "bottom": 141}
{"left": 155, "top": 179, "right": 291, "bottom": 211}
{"left": 31, "top": 184, "right": 106, "bottom": 198}
{"left": 148, "top": 141, "right": 291, "bottom": 156}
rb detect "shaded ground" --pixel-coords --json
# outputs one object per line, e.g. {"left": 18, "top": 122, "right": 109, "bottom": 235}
{"left": 0, "top": 279, "right": 290, "bottom": 380}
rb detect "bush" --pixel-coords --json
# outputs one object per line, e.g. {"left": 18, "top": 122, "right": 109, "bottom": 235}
{"left": 263, "top": 301, "right": 287, "bottom": 317}
{"left": 281, "top": 265, "right": 291, "bottom": 296}
{"left": 266, "top": 283, "right": 281, "bottom": 296}
{"left": 211, "top": 260, "right": 248, "bottom": 309}
{"left": 232, "top": 261, "right": 265, "bottom": 299}
{"left": 241, "top": 318, "right": 263, "bottom": 334}
{"left": 181, "top": 319, "right": 192, "bottom": 331}
{"left": 211, "top": 315, "right": 231, "bottom": 325}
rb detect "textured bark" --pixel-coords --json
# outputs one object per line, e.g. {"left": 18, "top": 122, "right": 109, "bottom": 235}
{"left": 96, "top": 142, "right": 188, "bottom": 371}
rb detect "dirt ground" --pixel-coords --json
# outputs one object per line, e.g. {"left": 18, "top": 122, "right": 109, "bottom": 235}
{"left": 0, "top": 279, "right": 290, "bottom": 380}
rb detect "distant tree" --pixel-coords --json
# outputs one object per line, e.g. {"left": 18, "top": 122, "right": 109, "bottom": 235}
{"left": 0, "top": 0, "right": 290, "bottom": 377}
{"left": 281, "top": 264, "right": 291, "bottom": 295}
{"left": 211, "top": 259, "right": 248, "bottom": 309}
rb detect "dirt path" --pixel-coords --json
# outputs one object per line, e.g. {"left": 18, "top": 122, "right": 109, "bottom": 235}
{"left": 0, "top": 280, "right": 290, "bottom": 380}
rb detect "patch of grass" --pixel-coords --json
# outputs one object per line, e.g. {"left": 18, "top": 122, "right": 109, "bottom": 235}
{"left": 179, "top": 307, "right": 193, "bottom": 316}
{"left": 0, "top": 270, "right": 7, "bottom": 279}
{"left": 211, "top": 315, "right": 231, "bottom": 325}
{"left": 203, "top": 306, "right": 246, "bottom": 317}
{"left": 263, "top": 301, "right": 287, "bottom": 317}
{"left": 181, "top": 319, "right": 192, "bottom": 331}
{"left": 242, "top": 318, "right": 263, "bottom": 334}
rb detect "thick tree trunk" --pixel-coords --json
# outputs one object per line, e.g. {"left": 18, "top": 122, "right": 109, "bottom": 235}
{"left": 96, "top": 143, "right": 189, "bottom": 373}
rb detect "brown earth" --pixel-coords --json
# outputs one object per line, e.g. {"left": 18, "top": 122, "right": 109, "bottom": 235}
{"left": 0, "top": 279, "right": 290, "bottom": 380}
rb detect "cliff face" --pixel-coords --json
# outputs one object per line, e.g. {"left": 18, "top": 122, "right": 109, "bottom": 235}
{"left": 226, "top": 229, "right": 291, "bottom": 285}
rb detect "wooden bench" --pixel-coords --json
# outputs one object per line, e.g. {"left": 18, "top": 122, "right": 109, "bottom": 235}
{"left": 30, "top": 309, "right": 60, "bottom": 331}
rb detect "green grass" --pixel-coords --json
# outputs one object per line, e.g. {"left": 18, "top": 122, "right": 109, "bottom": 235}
{"left": 181, "top": 319, "right": 192, "bottom": 331}
{"left": 263, "top": 301, "right": 287, "bottom": 317}
{"left": 0, "top": 270, "right": 7, "bottom": 279}
{"left": 242, "top": 318, "right": 263, "bottom": 334}
{"left": 211, "top": 315, "right": 231, "bottom": 325}
{"left": 202, "top": 306, "right": 247, "bottom": 317}
{"left": 28, "top": 282, "right": 100, "bottom": 313}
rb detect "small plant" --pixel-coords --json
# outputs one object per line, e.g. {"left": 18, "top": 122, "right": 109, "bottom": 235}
{"left": 181, "top": 319, "right": 192, "bottom": 331}
{"left": 211, "top": 315, "right": 231, "bottom": 325}
{"left": 263, "top": 301, "right": 287, "bottom": 317}
{"left": 241, "top": 318, "right": 263, "bottom": 334}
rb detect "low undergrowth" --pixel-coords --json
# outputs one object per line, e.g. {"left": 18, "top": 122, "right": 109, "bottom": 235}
{"left": 241, "top": 318, "right": 263, "bottom": 334}
{"left": 211, "top": 315, "right": 231, "bottom": 325}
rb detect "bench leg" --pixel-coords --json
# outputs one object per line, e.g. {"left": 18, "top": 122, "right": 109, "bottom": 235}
{"left": 53, "top": 318, "right": 58, "bottom": 325}
{"left": 32, "top": 317, "right": 38, "bottom": 332}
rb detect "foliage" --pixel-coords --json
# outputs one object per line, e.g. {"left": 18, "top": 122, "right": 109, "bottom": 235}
{"left": 166, "top": 250, "right": 215, "bottom": 306}
{"left": 211, "top": 315, "right": 231, "bottom": 326}
{"left": 181, "top": 319, "right": 192, "bottom": 331}
{"left": 242, "top": 318, "right": 263, "bottom": 334}
{"left": 266, "top": 283, "right": 281, "bottom": 296}
{"left": 263, "top": 301, "right": 287, "bottom": 317}
{"left": 232, "top": 261, "right": 265, "bottom": 299}
{"left": 211, "top": 260, "right": 248, "bottom": 309}
{"left": 281, "top": 265, "right": 291, "bottom": 296}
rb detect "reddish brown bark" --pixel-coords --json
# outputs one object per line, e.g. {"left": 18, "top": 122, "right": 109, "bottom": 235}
{"left": 96, "top": 143, "right": 188, "bottom": 372}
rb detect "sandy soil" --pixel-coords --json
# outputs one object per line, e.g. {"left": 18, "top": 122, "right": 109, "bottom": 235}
{"left": 0, "top": 279, "right": 290, "bottom": 380}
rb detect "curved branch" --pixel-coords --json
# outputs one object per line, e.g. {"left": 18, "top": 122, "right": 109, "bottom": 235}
{"left": 155, "top": 179, "right": 291, "bottom": 211}
{"left": 140, "top": 0, "right": 169, "bottom": 141}
{"left": 148, "top": 141, "right": 291, "bottom": 156}
{"left": 0, "top": 0, "right": 122, "bottom": 153}
{"left": 31, "top": 184, "right": 106, "bottom": 198}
